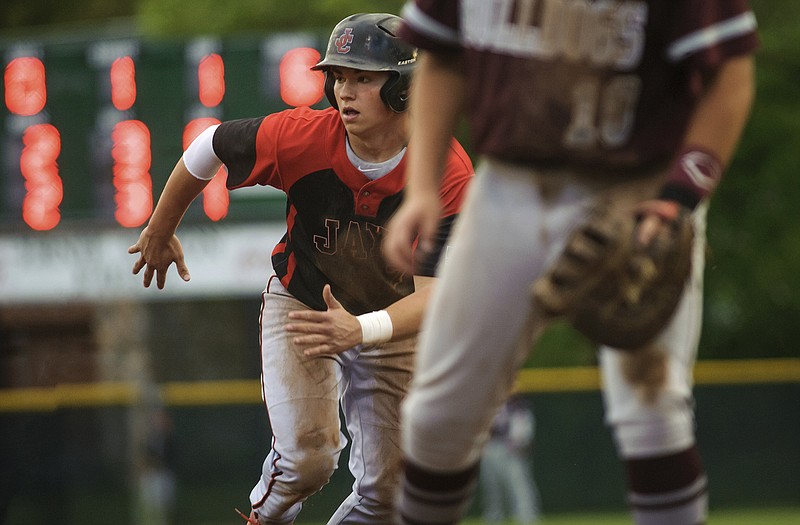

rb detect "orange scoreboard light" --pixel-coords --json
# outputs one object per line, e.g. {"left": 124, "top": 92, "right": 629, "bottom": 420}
{"left": 1, "top": 33, "right": 325, "bottom": 230}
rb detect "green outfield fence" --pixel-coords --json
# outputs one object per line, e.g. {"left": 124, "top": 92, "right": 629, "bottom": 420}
{"left": 1, "top": 359, "right": 799, "bottom": 525}
{"left": 2, "top": 359, "right": 799, "bottom": 412}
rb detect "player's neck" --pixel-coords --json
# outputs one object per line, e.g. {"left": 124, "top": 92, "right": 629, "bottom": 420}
{"left": 347, "top": 118, "right": 409, "bottom": 163}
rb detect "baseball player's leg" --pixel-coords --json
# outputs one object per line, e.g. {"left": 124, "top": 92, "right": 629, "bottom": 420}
{"left": 599, "top": 206, "right": 709, "bottom": 525}
{"left": 250, "top": 279, "right": 347, "bottom": 524}
{"left": 326, "top": 338, "right": 415, "bottom": 524}
{"left": 479, "top": 442, "right": 509, "bottom": 523}
{"left": 503, "top": 451, "right": 539, "bottom": 524}
{"left": 397, "top": 160, "right": 573, "bottom": 524}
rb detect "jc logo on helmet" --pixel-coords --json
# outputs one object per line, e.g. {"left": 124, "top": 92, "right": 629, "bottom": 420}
{"left": 335, "top": 28, "right": 354, "bottom": 54}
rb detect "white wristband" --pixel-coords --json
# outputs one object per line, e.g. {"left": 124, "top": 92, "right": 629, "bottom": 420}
{"left": 357, "top": 310, "right": 393, "bottom": 345}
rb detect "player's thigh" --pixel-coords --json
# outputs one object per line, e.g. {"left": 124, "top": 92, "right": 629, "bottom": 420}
{"left": 259, "top": 283, "right": 342, "bottom": 446}
{"left": 344, "top": 338, "right": 414, "bottom": 429}
{"left": 403, "top": 161, "right": 562, "bottom": 468}
{"left": 417, "top": 161, "right": 549, "bottom": 372}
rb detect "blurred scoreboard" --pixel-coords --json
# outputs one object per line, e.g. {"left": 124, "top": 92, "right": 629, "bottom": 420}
{"left": 0, "top": 31, "right": 328, "bottom": 231}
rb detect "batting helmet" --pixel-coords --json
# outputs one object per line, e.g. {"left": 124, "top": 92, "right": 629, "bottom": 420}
{"left": 311, "top": 13, "right": 417, "bottom": 113}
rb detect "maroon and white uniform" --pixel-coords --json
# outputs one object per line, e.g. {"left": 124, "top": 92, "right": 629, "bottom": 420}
{"left": 395, "top": 1, "right": 757, "bottom": 524}
{"left": 404, "top": 0, "right": 756, "bottom": 169}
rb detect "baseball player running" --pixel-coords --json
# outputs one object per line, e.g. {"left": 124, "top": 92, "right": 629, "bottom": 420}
{"left": 128, "top": 13, "right": 473, "bottom": 525}
{"left": 383, "top": 1, "right": 758, "bottom": 525}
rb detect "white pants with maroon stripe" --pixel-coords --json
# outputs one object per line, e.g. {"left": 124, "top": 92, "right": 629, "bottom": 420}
{"left": 402, "top": 156, "right": 707, "bottom": 471}
{"left": 250, "top": 277, "right": 415, "bottom": 524}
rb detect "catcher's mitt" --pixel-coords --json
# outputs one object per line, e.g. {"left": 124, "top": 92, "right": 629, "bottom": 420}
{"left": 531, "top": 201, "right": 694, "bottom": 350}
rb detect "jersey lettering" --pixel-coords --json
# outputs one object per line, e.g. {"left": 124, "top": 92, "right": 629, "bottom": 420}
{"left": 564, "top": 74, "right": 642, "bottom": 149}
{"left": 342, "top": 221, "right": 368, "bottom": 259}
{"left": 364, "top": 223, "right": 381, "bottom": 254}
{"left": 461, "top": 0, "right": 648, "bottom": 70}
{"left": 312, "top": 218, "right": 383, "bottom": 259}
{"left": 313, "top": 218, "right": 339, "bottom": 255}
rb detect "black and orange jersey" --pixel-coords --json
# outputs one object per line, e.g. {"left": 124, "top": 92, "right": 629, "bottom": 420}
{"left": 212, "top": 106, "right": 474, "bottom": 314}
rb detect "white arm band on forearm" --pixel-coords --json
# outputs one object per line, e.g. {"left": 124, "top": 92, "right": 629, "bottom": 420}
{"left": 182, "top": 124, "right": 223, "bottom": 180}
{"left": 357, "top": 310, "right": 393, "bottom": 345}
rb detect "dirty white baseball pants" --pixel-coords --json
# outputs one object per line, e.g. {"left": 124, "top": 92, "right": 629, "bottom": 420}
{"left": 250, "top": 277, "right": 415, "bottom": 524}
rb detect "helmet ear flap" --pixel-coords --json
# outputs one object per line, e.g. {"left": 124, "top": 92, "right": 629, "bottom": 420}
{"left": 324, "top": 70, "right": 411, "bottom": 113}
{"left": 324, "top": 71, "right": 338, "bottom": 110}
{"left": 381, "top": 72, "right": 411, "bottom": 113}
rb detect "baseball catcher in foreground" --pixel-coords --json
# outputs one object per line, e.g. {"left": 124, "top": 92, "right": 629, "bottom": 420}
{"left": 383, "top": 1, "right": 758, "bottom": 525}
{"left": 533, "top": 199, "right": 695, "bottom": 350}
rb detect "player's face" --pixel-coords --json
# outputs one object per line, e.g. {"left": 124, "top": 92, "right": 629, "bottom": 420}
{"left": 331, "top": 67, "right": 396, "bottom": 137}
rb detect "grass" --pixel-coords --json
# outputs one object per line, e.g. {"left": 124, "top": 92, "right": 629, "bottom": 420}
{"left": 521, "top": 507, "right": 800, "bottom": 524}
{"left": 276, "top": 507, "right": 800, "bottom": 525}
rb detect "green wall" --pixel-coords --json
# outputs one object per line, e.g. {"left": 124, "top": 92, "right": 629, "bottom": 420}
{"left": 2, "top": 382, "right": 798, "bottom": 524}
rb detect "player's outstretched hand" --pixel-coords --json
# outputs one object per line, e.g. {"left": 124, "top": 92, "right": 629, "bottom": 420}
{"left": 287, "top": 284, "right": 361, "bottom": 356}
{"left": 128, "top": 226, "right": 190, "bottom": 289}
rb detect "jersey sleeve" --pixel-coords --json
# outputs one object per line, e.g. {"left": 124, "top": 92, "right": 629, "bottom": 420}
{"left": 667, "top": 1, "right": 759, "bottom": 68}
{"left": 438, "top": 138, "right": 474, "bottom": 218}
{"left": 399, "top": 0, "right": 462, "bottom": 53}
{"left": 213, "top": 114, "right": 290, "bottom": 191}
{"left": 211, "top": 116, "right": 273, "bottom": 190}
{"left": 414, "top": 138, "right": 475, "bottom": 277}
{"left": 214, "top": 107, "right": 338, "bottom": 192}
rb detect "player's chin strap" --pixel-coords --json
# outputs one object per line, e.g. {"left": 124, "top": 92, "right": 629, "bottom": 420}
{"left": 235, "top": 508, "right": 260, "bottom": 525}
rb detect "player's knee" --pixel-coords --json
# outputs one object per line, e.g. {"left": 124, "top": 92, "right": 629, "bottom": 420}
{"left": 293, "top": 455, "right": 337, "bottom": 496}
{"left": 604, "top": 345, "right": 697, "bottom": 457}
{"left": 290, "top": 430, "right": 340, "bottom": 495}
{"left": 402, "top": 395, "right": 483, "bottom": 470}
{"left": 610, "top": 394, "right": 696, "bottom": 458}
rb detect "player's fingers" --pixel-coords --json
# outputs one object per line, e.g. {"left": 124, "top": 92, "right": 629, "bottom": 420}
{"left": 287, "top": 310, "right": 325, "bottom": 322}
{"left": 156, "top": 268, "right": 167, "bottom": 290}
{"left": 303, "top": 344, "right": 338, "bottom": 357}
{"left": 285, "top": 322, "right": 311, "bottom": 334}
{"left": 397, "top": 248, "right": 415, "bottom": 274}
{"left": 636, "top": 215, "right": 662, "bottom": 247}
{"left": 142, "top": 266, "right": 155, "bottom": 288}
{"left": 286, "top": 322, "right": 333, "bottom": 338}
{"left": 292, "top": 333, "right": 332, "bottom": 345}
{"left": 322, "top": 284, "right": 342, "bottom": 310}
{"left": 416, "top": 218, "right": 438, "bottom": 256}
{"left": 175, "top": 259, "right": 191, "bottom": 282}
{"left": 383, "top": 233, "right": 415, "bottom": 274}
{"left": 131, "top": 256, "right": 146, "bottom": 275}
{"left": 128, "top": 243, "right": 141, "bottom": 254}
